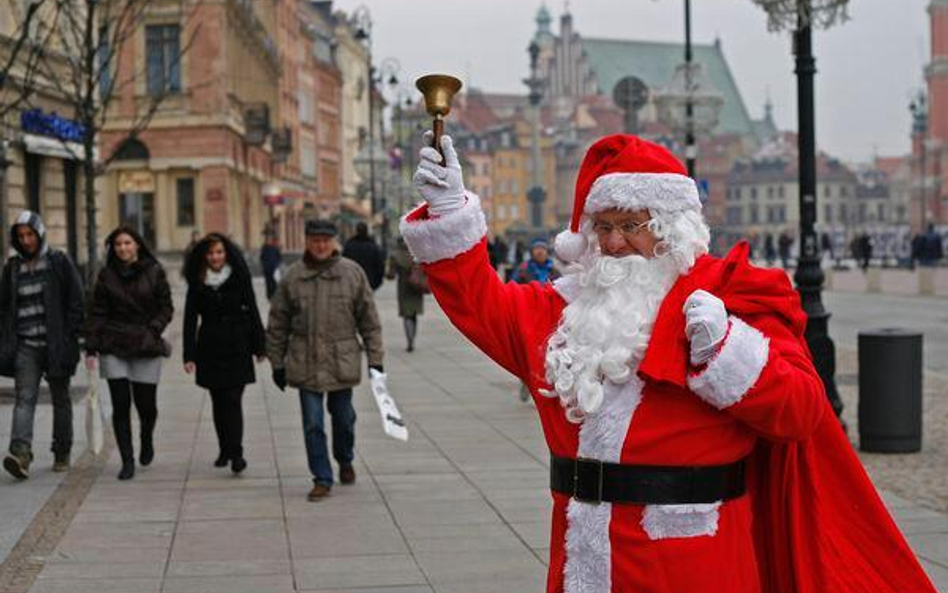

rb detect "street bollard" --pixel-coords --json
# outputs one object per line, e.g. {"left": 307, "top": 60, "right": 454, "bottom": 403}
{"left": 858, "top": 329, "right": 923, "bottom": 453}
{"left": 865, "top": 268, "right": 881, "bottom": 293}
{"left": 918, "top": 267, "right": 935, "bottom": 296}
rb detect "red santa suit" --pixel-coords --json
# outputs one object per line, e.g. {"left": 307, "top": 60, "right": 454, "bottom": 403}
{"left": 400, "top": 135, "right": 937, "bottom": 593}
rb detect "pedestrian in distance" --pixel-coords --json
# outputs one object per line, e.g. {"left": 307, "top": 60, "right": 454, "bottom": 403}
{"left": 342, "top": 222, "right": 385, "bottom": 291}
{"left": 512, "top": 237, "right": 561, "bottom": 285}
{"left": 260, "top": 232, "right": 282, "bottom": 299}
{"left": 84, "top": 226, "right": 173, "bottom": 481}
{"left": 919, "top": 223, "right": 944, "bottom": 267}
{"left": 182, "top": 233, "right": 266, "bottom": 475}
{"left": 858, "top": 232, "right": 873, "bottom": 271}
{"left": 778, "top": 231, "right": 793, "bottom": 268}
{"left": 266, "top": 219, "right": 384, "bottom": 501}
{"left": 387, "top": 236, "right": 426, "bottom": 352}
{"left": 403, "top": 132, "right": 937, "bottom": 593}
{"left": 763, "top": 234, "right": 776, "bottom": 267}
{"left": 1, "top": 211, "right": 83, "bottom": 480}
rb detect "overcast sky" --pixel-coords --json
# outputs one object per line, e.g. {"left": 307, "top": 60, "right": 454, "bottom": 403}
{"left": 334, "top": 0, "right": 931, "bottom": 164}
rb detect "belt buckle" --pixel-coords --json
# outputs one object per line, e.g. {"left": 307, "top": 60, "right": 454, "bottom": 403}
{"left": 573, "top": 457, "right": 603, "bottom": 505}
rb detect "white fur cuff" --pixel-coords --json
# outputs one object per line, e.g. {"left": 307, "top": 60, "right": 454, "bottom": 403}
{"left": 399, "top": 191, "right": 487, "bottom": 263}
{"left": 687, "top": 316, "right": 769, "bottom": 409}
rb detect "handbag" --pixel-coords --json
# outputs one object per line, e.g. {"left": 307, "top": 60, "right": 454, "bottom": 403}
{"left": 85, "top": 368, "right": 105, "bottom": 455}
{"left": 406, "top": 263, "right": 430, "bottom": 294}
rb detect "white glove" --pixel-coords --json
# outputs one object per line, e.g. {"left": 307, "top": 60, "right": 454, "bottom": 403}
{"left": 683, "top": 289, "right": 729, "bottom": 366}
{"left": 412, "top": 132, "right": 466, "bottom": 218}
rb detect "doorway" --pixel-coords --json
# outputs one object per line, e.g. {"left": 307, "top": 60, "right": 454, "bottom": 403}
{"left": 119, "top": 192, "right": 156, "bottom": 248}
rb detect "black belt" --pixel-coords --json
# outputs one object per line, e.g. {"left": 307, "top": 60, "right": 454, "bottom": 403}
{"left": 550, "top": 455, "right": 746, "bottom": 505}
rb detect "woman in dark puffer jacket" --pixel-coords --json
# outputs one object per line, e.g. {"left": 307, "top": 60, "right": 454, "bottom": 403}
{"left": 84, "top": 226, "right": 173, "bottom": 480}
{"left": 182, "top": 234, "right": 265, "bottom": 475}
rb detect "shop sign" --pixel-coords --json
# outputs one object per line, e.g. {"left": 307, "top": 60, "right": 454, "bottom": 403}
{"left": 20, "top": 109, "right": 86, "bottom": 143}
{"left": 118, "top": 171, "right": 156, "bottom": 194}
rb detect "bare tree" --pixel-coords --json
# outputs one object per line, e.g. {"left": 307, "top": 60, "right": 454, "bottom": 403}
{"left": 32, "top": 0, "right": 199, "bottom": 277}
{"left": 0, "top": 0, "right": 62, "bottom": 120}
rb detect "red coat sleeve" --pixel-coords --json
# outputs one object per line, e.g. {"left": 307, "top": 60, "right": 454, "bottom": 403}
{"left": 687, "top": 313, "right": 826, "bottom": 442}
{"left": 399, "top": 195, "right": 562, "bottom": 382}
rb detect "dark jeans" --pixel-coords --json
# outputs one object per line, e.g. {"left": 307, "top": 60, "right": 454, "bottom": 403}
{"left": 299, "top": 388, "right": 355, "bottom": 486}
{"left": 108, "top": 379, "right": 157, "bottom": 462}
{"left": 264, "top": 272, "right": 278, "bottom": 300}
{"left": 210, "top": 386, "right": 244, "bottom": 459}
{"left": 9, "top": 344, "right": 72, "bottom": 458}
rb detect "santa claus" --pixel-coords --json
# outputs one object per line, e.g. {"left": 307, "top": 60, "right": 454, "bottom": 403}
{"left": 400, "top": 133, "right": 936, "bottom": 593}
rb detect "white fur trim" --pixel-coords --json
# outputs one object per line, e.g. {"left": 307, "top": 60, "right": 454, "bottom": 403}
{"left": 687, "top": 316, "right": 770, "bottom": 409}
{"left": 641, "top": 502, "right": 722, "bottom": 540}
{"left": 555, "top": 229, "right": 587, "bottom": 263}
{"left": 564, "top": 377, "right": 642, "bottom": 593}
{"left": 585, "top": 173, "right": 700, "bottom": 215}
{"left": 399, "top": 191, "right": 487, "bottom": 263}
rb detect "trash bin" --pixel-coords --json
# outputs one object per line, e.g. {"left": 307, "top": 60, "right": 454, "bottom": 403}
{"left": 858, "top": 329, "right": 923, "bottom": 453}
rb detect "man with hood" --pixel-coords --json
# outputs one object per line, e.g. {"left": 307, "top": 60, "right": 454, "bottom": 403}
{"left": 400, "top": 133, "right": 937, "bottom": 593}
{"left": 0, "top": 211, "right": 84, "bottom": 479}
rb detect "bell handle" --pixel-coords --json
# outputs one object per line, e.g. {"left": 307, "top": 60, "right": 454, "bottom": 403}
{"left": 432, "top": 115, "right": 445, "bottom": 166}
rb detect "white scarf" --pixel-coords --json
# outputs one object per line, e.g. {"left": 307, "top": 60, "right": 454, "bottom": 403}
{"left": 204, "top": 264, "right": 232, "bottom": 288}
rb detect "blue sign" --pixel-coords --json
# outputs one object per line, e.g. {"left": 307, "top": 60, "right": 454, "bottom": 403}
{"left": 20, "top": 109, "right": 86, "bottom": 143}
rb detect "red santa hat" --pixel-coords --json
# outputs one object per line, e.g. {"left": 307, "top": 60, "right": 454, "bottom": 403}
{"left": 554, "top": 134, "right": 701, "bottom": 263}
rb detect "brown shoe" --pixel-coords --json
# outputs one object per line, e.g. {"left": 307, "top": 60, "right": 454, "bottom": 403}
{"left": 307, "top": 483, "right": 331, "bottom": 501}
{"left": 339, "top": 464, "right": 356, "bottom": 485}
{"left": 52, "top": 453, "right": 70, "bottom": 473}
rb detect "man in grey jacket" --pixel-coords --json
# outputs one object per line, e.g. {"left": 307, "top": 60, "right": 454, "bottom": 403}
{"left": 0, "top": 211, "right": 84, "bottom": 479}
{"left": 266, "top": 219, "right": 383, "bottom": 501}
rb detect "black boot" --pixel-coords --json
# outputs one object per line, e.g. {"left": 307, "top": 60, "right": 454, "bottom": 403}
{"left": 214, "top": 452, "right": 229, "bottom": 467}
{"left": 113, "top": 407, "right": 135, "bottom": 481}
{"left": 139, "top": 429, "right": 154, "bottom": 467}
{"left": 118, "top": 458, "right": 135, "bottom": 480}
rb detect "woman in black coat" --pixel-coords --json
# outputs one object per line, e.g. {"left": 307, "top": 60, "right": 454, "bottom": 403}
{"left": 182, "top": 234, "right": 265, "bottom": 474}
{"left": 84, "top": 226, "right": 173, "bottom": 480}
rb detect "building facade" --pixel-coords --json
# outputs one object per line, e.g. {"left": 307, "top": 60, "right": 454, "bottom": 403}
{"left": 1, "top": 2, "right": 100, "bottom": 264}
{"left": 100, "top": 0, "right": 280, "bottom": 254}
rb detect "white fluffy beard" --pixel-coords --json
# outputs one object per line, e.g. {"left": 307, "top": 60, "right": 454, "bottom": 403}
{"left": 543, "top": 253, "right": 681, "bottom": 423}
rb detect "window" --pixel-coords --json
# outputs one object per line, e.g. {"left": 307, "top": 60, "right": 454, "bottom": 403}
{"left": 877, "top": 203, "right": 885, "bottom": 221}
{"left": 749, "top": 204, "right": 759, "bottom": 224}
{"left": 510, "top": 204, "right": 519, "bottom": 220}
{"left": 176, "top": 178, "right": 195, "bottom": 226}
{"left": 778, "top": 186, "right": 785, "bottom": 198}
{"left": 767, "top": 186, "right": 774, "bottom": 199}
{"left": 301, "top": 145, "right": 317, "bottom": 178}
{"left": 511, "top": 180, "right": 519, "bottom": 194}
{"left": 299, "top": 89, "right": 313, "bottom": 124}
{"left": 824, "top": 204, "right": 833, "bottom": 224}
{"left": 858, "top": 203, "right": 866, "bottom": 222}
{"left": 146, "top": 24, "right": 181, "bottom": 95}
{"left": 823, "top": 185, "right": 830, "bottom": 198}
{"left": 750, "top": 187, "right": 758, "bottom": 200}
{"left": 497, "top": 205, "right": 506, "bottom": 220}
{"left": 839, "top": 203, "right": 848, "bottom": 222}
{"left": 726, "top": 207, "right": 742, "bottom": 225}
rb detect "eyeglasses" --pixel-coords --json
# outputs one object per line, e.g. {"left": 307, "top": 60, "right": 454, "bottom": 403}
{"left": 591, "top": 219, "right": 653, "bottom": 239}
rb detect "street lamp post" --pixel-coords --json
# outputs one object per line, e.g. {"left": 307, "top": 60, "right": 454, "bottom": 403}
{"left": 751, "top": 0, "right": 849, "bottom": 418}
{"left": 684, "top": 0, "right": 696, "bottom": 178}
{"left": 524, "top": 41, "right": 546, "bottom": 231}
{"left": 352, "top": 6, "right": 376, "bottom": 227}
{"left": 910, "top": 92, "right": 928, "bottom": 232}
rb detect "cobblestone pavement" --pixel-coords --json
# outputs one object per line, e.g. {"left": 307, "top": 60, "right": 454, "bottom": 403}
{"left": 0, "top": 279, "right": 945, "bottom": 592}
